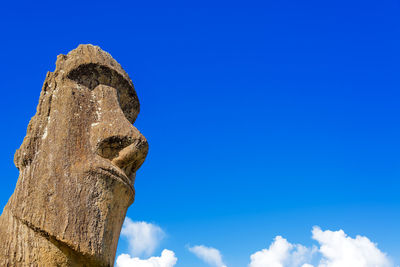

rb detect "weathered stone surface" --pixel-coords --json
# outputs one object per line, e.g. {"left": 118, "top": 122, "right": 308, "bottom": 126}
{"left": 0, "top": 44, "right": 148, "bottom": 266}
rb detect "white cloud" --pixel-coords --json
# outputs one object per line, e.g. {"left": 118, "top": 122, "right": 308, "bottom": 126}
{"left": 117, "top": 218, "right": 177, "bottom": 267}
{"left": 249, "top": 236, "right": 315, "bottom": 267}
{"left": 117, "top": 218, "right": 393, "bottom": 267}
{"left": 116, "top": 249, "right": 177, "bottom": 267}
{"left": 312, "top": 226, "right": 392, "bottom": 267}
{"left": 249, "top": 227, "right": 393, "bottom": 267}
{"left": 120, "top": 218, "right": 165, "bottom": 257}
{"left": 189, "top": 245, "right": 227, "bottom": 267}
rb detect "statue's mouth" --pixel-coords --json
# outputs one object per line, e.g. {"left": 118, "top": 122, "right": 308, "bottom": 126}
{"left": 94, "top": 166, "right": 135, "bottom": 196}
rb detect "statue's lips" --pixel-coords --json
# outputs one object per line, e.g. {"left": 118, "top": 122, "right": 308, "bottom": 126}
{"left": 94, "top": 166, "right": 135, "bottom": 196}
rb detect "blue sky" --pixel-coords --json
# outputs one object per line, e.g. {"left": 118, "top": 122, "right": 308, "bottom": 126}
{"left": 1, "top": 1, "right": 399, "bottom": 266}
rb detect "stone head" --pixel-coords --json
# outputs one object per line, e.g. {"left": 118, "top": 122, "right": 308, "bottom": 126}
{"left": 8, "top": 45, "right": 148, "bottom": 265}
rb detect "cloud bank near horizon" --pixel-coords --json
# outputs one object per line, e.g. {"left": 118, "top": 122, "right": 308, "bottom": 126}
{"left": 116, "top": 249, "right": 177, "bottom": 267}
{"left": 116, "top": 218, "right": 393, "bottom": 267}
{"left": 249, "top": 226, "right": 393, "bottom": 267}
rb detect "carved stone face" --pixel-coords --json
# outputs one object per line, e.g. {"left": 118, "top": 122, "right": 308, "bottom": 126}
{"left": 9, "top": 45, "right": 148, "bottom": 266}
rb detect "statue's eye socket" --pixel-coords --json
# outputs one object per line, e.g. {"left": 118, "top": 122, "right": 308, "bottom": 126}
{"left": 67, "top": 63, "right": 140, "bottom": 124}
{"left": 96, "top": 136, "right": 133, "bottom": 160}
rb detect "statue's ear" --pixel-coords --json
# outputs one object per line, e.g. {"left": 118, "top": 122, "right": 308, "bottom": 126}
{"left": 14, "top": 122, "right": 36, "bottom": 169}
{"left": 14, "top": 73, "right": 53, "bottom": 170}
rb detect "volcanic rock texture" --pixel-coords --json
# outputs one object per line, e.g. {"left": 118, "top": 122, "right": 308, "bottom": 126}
{"left": 0, "top": 45, "right": 148, "bottom": 266}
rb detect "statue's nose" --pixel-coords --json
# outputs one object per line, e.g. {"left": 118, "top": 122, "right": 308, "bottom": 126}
{"left": 95, "top": 128, "right": 148, "bottom": 179}
{"left": 111, "top": 133, "right": 148, "bottom": 176}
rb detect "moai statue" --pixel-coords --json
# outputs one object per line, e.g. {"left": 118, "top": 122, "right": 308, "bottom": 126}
{"left": 0, "top": 45, "right": 148, "bottom": 266}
